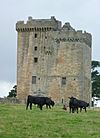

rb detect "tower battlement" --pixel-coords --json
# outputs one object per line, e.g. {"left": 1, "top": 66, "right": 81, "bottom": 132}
{"left": 16, "top": 16, "right": 61, "bottom": 32}
{"left": 16, "top": 17, "right": 92, "bottom": 47}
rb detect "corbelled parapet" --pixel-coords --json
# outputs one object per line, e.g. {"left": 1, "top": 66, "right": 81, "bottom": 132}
{"left": 16, "top": 16, "right": 61, "bottom": 32}
{"left": 59, "top": 23, "right": 92, "bottom": 47}
{"left": 16, "top": 16, "right": 92, "bottom": 47}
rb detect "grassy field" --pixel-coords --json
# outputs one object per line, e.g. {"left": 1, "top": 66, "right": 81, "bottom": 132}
{"left": 0, "top": 104, "right": 100, "bottom": 138}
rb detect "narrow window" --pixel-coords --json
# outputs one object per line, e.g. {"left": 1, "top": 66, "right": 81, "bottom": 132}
{"left": 32, "top": 76, "right": 36, "bottom": 84}
{"left": 62, "top": 77, "right": 66, "bottom": 85}
{"left": 35, "top": 33, "right": 37, "bottom": 38}
{"left": 34, "top": 46, "right": 37, "bottom": 51}
{"left": 34, "top": 57, "right": 38, "bottom": 63}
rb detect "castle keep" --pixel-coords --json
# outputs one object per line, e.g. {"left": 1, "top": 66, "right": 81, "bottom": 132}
{"left": 16, "top": 16, "right": 92, "bottom": 103}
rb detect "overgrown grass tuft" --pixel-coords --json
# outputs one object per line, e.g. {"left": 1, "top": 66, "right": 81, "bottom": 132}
{"left": 0, "top": 104, "right": 100, "bottom": 138}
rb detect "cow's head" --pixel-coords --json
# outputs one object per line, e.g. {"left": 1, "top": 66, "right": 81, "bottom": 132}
{"left": 68, "top": 96, "right": 76, "bottom": 100}
{"left": 51, "top": 101, "right": 55, "bottom": 107}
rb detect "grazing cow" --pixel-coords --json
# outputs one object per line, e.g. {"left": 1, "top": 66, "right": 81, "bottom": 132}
{"left": 69, "top": 96, "right": 89, "bottom": 113}
{"left": 26, "top": 95, "right": 55, "bottom": 110}
{"left": 78, "top": 100, "right": 89, "bottom": 112}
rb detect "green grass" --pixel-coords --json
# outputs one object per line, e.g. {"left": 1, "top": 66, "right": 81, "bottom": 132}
{"left": 0, "top": 104, "right": 100, "bottom": 138}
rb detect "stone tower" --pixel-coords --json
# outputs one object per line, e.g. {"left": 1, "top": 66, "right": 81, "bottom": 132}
{"left": 16, "top": 16, "right": 92, "bottom": 103}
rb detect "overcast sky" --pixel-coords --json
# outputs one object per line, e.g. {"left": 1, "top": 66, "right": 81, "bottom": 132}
{"left": 0, "top": 0, "right": 100, "bottom": 97}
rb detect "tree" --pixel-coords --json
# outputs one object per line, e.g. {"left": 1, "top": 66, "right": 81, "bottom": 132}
{"left": 91, "top": 61, "right": 100, "bottom": 97}
{"left": 7, "top": 85, "right": 17, "bottom": 97}
{"left": 91, "top": 61, "right": 100, "bottom": 70}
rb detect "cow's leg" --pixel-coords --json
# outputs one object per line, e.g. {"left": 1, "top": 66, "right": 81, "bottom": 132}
{"left": 70, "top": 107, "right": 73, "bottom": 113}
{"left": 49, "top": 105, "right": 51, "bottom": 109}
{"left": 46, "top": 104, "right": 51, "bottom": 109}
{"left": 84, "top": 107, "right": 87, "bottom": 112}
{"left": 72, "top": 107, "right": 75, "bottom": 113}
{"left": 46, "top": 105, "right": 48, "bottom": 109}
{"left": 69, "top": 106, "right": 71, "bottom": 113}
{"left": 76, "top": 107, "right": 78, "bottom": 113}
{"left": 26, "top": 101, "right": 29, "bottom": 110}
{"left": 80, "top": 107, "right": 82, "bottom": 112}
{"left": 30, "top": 103, "right": 32, "bottom": 110}
{"left": 40, "top": 105, "right": 43, "bottom": 110}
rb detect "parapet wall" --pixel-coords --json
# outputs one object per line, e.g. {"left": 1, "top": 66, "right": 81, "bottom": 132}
{"left": 16, "top": 16, "right": 61, "bottom": 32}
{"left": 16, "top": 16, "right": 92, "bottom": 47}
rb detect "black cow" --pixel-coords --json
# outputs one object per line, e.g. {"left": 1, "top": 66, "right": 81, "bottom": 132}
{"left": 69, "top": 97, "right": 89, "bottom": 113}
{"left": 26, "top": 95, "right": 55, "bottom": 110}
{"left": 69, "top": 97, "right": 79, "bottom": 113}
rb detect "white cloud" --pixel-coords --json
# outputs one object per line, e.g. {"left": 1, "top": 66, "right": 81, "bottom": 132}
{"left": 0, "top": 81, "right": 15, "bottom": 98}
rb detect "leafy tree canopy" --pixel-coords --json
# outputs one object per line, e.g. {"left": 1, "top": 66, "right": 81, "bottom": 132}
{"left": 91, "top": 61, "right": 100, "bottom": 97}
{"left": 7, "top": 85, "right": 17, "bottom": 97}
